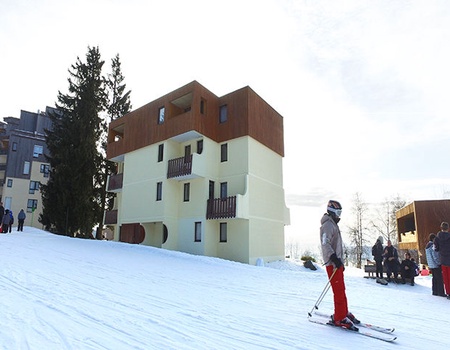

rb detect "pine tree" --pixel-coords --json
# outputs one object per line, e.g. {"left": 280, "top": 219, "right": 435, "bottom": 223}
{"left": 41, "top": 46, "right": 106, "bottom": 237}
{"left": 94, "top": 54, "right": 132, "bottom": 239}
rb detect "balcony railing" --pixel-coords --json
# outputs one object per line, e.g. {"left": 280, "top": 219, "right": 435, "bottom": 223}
{"left": 167, "top": 154, "right": 192, "bottom": 178}
{"left": 104, "top": 209, "right": 118, "bottom": 225}
{"left": 206, "top": 196, "right": 237, "bottom": 219}
{"left": 107, "top": 173, "right": 123, "bottom": 192}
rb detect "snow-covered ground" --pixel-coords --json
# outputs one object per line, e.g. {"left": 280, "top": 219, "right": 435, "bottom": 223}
{"left": 0, "top": 227, "right": 448, "bottom": 350}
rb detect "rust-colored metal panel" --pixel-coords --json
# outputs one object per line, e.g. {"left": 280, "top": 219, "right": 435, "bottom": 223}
{"left": 119, "top": 223, "right": 145, "bottom": 244}
{"left": 107, "top": 81, "right": 285, "bottom": 160}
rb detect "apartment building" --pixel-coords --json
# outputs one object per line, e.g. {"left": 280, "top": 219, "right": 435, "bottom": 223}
{"left": 0, "top": 108, "right": 53, "bottom": 229}
{"left": 105, "top": 81, "right": 290, "bottom": 264}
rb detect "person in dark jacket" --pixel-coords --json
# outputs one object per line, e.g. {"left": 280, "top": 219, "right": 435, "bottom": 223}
{"left": 372, "top": 236, "right": 384, "bottom": 279}
{"left": 434, "top": 222, "right": 450, "bottom": 299}
{"left": 400, "top": 252, "right": 415, "bottom": 286}
{"left": 8, "top": 210, "right": 13, "bottom": 233}
{"left": 383, "top": 240, "right": 399, "bottom": 282}
{"left": 2, "top": 209, "right": 12, "bottom": 233}
{"left": 17, "top": 209, "right": 26, "bottom": 232}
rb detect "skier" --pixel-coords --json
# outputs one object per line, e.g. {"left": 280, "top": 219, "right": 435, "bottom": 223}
{"left": 320, "top": 200, "right": 359, "bottom": 330}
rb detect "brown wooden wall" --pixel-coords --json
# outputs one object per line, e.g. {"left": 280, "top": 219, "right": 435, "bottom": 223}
{"left": 397, "top": 200, "right": 450, "bottom": 264}
{"left": 107, "top": 81, "right": 284, "bottom": 160}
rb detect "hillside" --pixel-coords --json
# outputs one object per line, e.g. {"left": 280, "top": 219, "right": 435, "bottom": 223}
{"left": 0, "top": 228, "right": 448, "bottom": 349}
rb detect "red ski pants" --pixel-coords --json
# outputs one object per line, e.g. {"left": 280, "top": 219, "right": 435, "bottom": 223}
{"left": 326, "top": 265, "right": 348, "bottom": 321}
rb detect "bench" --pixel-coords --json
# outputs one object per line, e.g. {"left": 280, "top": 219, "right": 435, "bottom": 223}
{"left": 364, "top": 263, "right": 387, "bottom": 279}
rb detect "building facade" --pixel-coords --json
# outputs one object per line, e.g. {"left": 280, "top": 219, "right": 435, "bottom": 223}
{"left": 0, "top": 108, "right": 53, "bottom": 229}
{"left": 105, "top": 81, "right": 290, "bottom": 264}
{"left": 396, "top": 199, "right": 450, "bottom": 264}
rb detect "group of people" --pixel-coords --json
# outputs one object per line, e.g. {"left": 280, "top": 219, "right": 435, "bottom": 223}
{"left": 0, "top": 202, "right": 26, "bottom": 233}
{"left": 317, "top": 199, "right": 449, "bottom": 332}
{"left": 372, "top": 237, "right": 419, "bottom": 285}
{"left": 425, "top": 222, "right": 450, "bottom": 299}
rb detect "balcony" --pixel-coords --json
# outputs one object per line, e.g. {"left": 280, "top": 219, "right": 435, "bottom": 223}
{"left": 107, "top": 173, "right": 123, "bottom": 193}
{"left": 206, "top": 194, "right": 249, "bottom": 220}
{"left": 104, "top": 209, "right": 118, "bottom": 225}
{"left": 167, "top": 153, "right": 206, "bottom": 180}
{"left": 167, "top": 154, "right": 192, "bottom": 178}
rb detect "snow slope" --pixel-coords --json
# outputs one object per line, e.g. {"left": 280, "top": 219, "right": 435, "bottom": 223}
{"left": 0, "top": 227, "right": 448, "bottom": 350}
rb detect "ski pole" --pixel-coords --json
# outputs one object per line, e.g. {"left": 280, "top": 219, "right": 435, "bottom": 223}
{"left": 308, "top": 267, "right": 337, "bottom": 317}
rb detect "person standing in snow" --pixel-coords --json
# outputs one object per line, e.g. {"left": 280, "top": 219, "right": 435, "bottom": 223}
{"left": 8, "top": 210, "right": 13, "bottom": 233}
{"left": 425, "top": 233, "right": 445, "bottom": 296}
{"left": 383, "top": 240, "right": 399, "bottom": 283}
{"left": 2, "top": 209, "right": 11, "bottom": 233}
{"left": 372, "top": 236, "right": 384, "bottom": 279}
{"left": 17, "top": 209, "right": 26, "bottom": 232}
{"left": 434, "top": 222, "right": 450, "bottom": 299}
{"left": 320, "top": 200, "right": 359, "bottom": 330}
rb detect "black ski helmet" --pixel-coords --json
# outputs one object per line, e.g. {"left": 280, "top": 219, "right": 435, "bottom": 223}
{"left": 327, "top": 200, "right": 342, "bottom": 218}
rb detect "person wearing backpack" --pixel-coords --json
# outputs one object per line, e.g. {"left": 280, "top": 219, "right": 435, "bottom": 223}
{"left": 372, "top": 236, "right": 384, "bottom": 279}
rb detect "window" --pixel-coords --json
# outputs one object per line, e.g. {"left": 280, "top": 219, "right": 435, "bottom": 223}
{"left": 12, "top": 142, "right": 17, "bottom": 151}
{"left": 158, "top": 106, "right": 165, "bottom": 124}
{"left": 33, "top": 145, "right": 43, "bottom": 158}
{"left": 29, "top": 181, "right": 40, "bottom": 194}
{"left": 220, "top": 182, "right": 227, "bottom": 199}
{"left": 156, "top": 182, "right": 163, "bottom": 201}
{"left": 220, "top": 223, "right": 227, "bottom": 242}
{"left": 7, "top": 179, "right": 12, "bottom": 187}
{"left": 40, "top": 164, "right": 50, "bottom": 177}
{"left": 158, "top": 144, "right": 164, "bottom": 162}
{"left": 184, "top": 145, "right": 191, "bottom": 162}
{"left": 27, "top": 199, "right": 38, "bottom": 213}
{"left": 219, "top": 104, "right": 228, "bottom": 123}
{"left": 23, "top": 161, "right": 30, "bottom": 175}
{"left": 209, "top": 181, "right": 215, "bottom": 199}
{"left": 183, "top": 183, "right": 190, "bottom": 202}
{"left": 221, "top": 143, "right": 228, "bottom": 162}
{"left": 195, "top": 221, "right": 202, "bottom": 242}
{"left": 197, "top": 140, "right": 203, "bottom": 154}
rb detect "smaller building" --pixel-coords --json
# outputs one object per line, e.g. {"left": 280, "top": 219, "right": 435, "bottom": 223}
{"left": 0, "top": 108, "right": 54, "bottom": 229}
{"left": 396, "top": 199, "right": 450, "bottom": 264}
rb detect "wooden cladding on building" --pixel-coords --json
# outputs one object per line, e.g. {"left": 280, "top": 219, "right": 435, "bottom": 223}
{"left": 107, "top": 81, "right": 284, "bottom": 161}
{"left": 396, "top": 200, "right": 450, "bottom": 264}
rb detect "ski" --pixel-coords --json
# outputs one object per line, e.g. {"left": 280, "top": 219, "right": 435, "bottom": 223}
{"left": 307, "top": 316, "right": 397, "bottom": 342}
{"left": 312, "top": 311, "right": 395, "bottom": 334}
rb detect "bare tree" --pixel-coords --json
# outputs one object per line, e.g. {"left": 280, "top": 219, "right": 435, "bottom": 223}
{"left": 371, "top": 195, "right": 406, "bottom": 246}
{"left": 347, "top": 192, "right": 369, "bottom": 268}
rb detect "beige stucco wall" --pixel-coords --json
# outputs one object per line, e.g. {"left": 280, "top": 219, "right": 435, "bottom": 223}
{"left": 2, "top": 160, "right": 49, "bottom": 229}
{"left": 112, "top": 133, "right": 289, "bottom": 264}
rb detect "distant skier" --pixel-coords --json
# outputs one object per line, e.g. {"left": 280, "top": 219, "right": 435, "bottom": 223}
{"left": 320, "top": 200, "right": 359, "bottom": 330}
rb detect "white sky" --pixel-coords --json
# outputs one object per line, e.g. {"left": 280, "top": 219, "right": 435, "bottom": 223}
{"left": 2, "top": 0, "right": 450, "bottom": 248}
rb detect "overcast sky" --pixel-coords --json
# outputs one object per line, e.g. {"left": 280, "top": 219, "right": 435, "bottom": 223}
{"left": 2, "top": 0, "right": 450, "bottom": 248}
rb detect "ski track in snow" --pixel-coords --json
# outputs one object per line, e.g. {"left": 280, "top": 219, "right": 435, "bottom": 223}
{"left": 0, "top": 229, "right": 449, "bottom": 349}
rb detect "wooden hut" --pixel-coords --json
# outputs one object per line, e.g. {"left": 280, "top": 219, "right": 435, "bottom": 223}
{"left": 396, "top": 200, "right": 450, "bottom": 264}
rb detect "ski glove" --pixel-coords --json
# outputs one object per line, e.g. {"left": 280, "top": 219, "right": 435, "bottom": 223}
{"left": 330, "top": 253, "right": 343, "bottom": 269}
